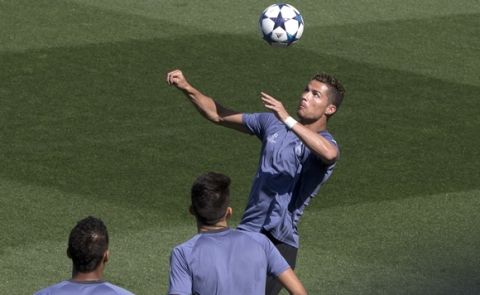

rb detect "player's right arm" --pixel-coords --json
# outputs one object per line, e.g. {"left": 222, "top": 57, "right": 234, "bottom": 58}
{"left": 277, "top": 268, "right": 308, "bottom": 295}
{"left": 166, "top": 69, "right": 249, "bottom": 133}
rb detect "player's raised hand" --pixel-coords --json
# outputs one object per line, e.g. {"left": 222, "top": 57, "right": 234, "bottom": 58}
{"left": 261, "top": 92, "right": 289, "bottom": 122}
{"left": 166, "top": 69, "right": 191, "bottom": 90}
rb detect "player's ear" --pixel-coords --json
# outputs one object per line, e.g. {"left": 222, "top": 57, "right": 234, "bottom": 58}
{"left": 66, "top": 248, "right": 72, "bottom": 258}
{"left": 225, "top": 207, "right": 233, "bottom": 219}
{"left": 189, "top": 205, "right": 195, "bottom": 216}
{"left": 103, "top": 249, "right": 110, "bottom": 264}
{"left": 325, "top": 104, "right": 336, "bottom": 116}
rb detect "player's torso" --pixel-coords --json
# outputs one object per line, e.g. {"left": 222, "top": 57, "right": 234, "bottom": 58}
{"left": 240, "top": 120, "right": 336, "bottom": 246}
{"left": 260, "top": 123, "right": 306, "bottom": 176}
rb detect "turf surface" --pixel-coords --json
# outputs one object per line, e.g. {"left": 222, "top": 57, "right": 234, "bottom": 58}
{"left": 1, "top": 0, "right": 479, "bottom": 294}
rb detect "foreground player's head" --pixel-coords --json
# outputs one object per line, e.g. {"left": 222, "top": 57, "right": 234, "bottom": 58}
{"left": 67, "top": 216, "right": 109, "bottom": 273}
{"left": 190, "top": 172, "right": 232, "bottom": 226}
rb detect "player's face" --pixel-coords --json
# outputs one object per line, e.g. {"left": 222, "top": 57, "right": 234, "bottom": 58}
{"left": 297, "top": 80, "right": 336, "bottom": 121}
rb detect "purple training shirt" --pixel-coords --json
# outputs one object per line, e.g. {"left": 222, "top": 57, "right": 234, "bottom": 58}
{"left": 34, "top": 280, "right": 134, "bottom": 295}
{"left": 168, "top": 228, "right": 290, "bottom": 295}
{"left": 237, "top": 113, "right": 337, "bottom": 248}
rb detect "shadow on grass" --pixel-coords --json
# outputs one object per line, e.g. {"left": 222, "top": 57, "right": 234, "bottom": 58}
{"left": 0, "top": 30, "right": 479, "bottom": 213}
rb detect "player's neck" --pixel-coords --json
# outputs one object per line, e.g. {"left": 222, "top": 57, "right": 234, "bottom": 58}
{"left": 198, "top": 220, "right": 228, "bottom": 232}
{"left": 71, "top": 267, "right": 104, "bottom": 282}
{"left": 300, "top": 117, "right": 328, "bottom": 132}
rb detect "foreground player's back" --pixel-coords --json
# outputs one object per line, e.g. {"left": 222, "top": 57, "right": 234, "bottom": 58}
{"left": 168, "top": 228, "right": 289, "bottom": 295}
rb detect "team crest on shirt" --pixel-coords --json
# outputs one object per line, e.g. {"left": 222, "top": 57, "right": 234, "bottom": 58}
{"left": 267, "top": 132, "right": 279, "bottom": 143}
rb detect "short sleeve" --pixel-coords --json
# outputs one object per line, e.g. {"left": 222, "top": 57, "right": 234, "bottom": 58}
{"left": 320, "top": 131, "right": 338, "bottom": 147}
{"left": 168, "top": 247, "right": 192, "bottom": 295}
{"left": 242, "top": 113, "right": 277, "bottom": 139}
{"left": 264, "top": 238, "right": 290, "bottom": 277}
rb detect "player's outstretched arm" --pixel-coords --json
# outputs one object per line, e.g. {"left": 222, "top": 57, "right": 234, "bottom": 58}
{"left": 166, "top": 69, "right": 249, "bottom": 133}
{"left": 277, "top": 268, "right": 308, "bottom": 295}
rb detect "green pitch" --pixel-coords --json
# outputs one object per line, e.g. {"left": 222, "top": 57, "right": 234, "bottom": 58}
{"left": 1, "top": 0, "right": 479, "bottom": 294}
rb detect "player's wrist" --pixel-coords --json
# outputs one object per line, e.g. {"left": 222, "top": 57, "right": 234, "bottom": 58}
{"left": 182, "top": 84, "right": 196, "bottom": 94}
{"left": 283, "top": 116, "right": 298, "bottom": 129}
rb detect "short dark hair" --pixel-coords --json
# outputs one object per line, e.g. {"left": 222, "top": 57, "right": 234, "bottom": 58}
{"left": 312, "top": 73, "right": 345, "bottom": 110}
{"left": 191, "top": 172, "right": 231, "bottom": 225}
{"left": 67, "top": 216, "right": 109, "bottom": 273}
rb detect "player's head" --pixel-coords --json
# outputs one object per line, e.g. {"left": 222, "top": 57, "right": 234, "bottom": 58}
{"left": 298, "top": 73, "right": 345, "bottom": 121}
{"left": 190, "top": 172, "right": 231, "bottom": 226}
{"left": 67, "top": 216, "right": 109, "bottom": 273}
{"left": 313, "top": 73, "right": 345, "bottom": 111}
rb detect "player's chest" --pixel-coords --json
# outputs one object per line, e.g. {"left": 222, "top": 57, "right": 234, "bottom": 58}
{"left": 263, "top": 129, "right": 306, "bottom": 166}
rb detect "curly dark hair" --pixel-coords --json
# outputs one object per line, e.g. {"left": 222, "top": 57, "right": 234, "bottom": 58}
{"left": 312, "top": 73, "right": 346, "bottom": 110}
{"left": 67, "top": 216, "right": 109, "bottom": 273}
{"left": 191, "top": 172, "right": 231, "bottom": 226}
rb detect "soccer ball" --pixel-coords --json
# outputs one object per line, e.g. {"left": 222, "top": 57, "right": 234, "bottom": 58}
{"left": 259, "top": 3, "right": 304, "bottom": 47}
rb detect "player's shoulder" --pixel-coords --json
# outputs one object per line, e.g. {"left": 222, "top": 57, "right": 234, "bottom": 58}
{"left": 320, "top": 130, "right": 338, "bottom": 146}
{"left": 34, "top": 281, "right": 69, "bottom": 295}
{"left": 244, "top": 111, "right": 274, "bottom": 118}
{"left": 259, "top": 112, "right": 278, "bottom": 123}
{"left": 171, "top": 233, "right": 203, "bottom": 255}
{"left": 233, "top": 229, "right": 273, "bottom": 247}
{"left": 103, "top": 281, "right": 135, "bottom": 295}
{"left": 244, "top": 112, "right": 279, "bottom": 125}
{"left": 35, "top": 281, "right": 135, "bottom": 295}
{"left": 319, "top": 129, "right": 334, "bottom": 140}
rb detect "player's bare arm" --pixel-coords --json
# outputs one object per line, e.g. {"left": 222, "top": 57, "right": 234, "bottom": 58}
{"left": 277, "top": 268, "right": 308, "bottom": 295}
{"left": 166, "top": 69, "right": 249, "bottom": 133}
{"left": 261, "top": 92, "right": 338, "bottom": 164}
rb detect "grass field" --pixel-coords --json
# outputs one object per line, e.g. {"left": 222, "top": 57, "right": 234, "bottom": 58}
{"left": 1, "top": 0, "right": 479, "bottom": 294}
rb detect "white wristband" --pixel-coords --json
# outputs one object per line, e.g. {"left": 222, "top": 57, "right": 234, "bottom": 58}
{"left": 284, "top": 116, "right": 298, "bottom": 129}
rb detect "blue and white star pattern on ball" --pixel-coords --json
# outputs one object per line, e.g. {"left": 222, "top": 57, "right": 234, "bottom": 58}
{"left": 259, "top": 3, "right": 304, "bottom": 48}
